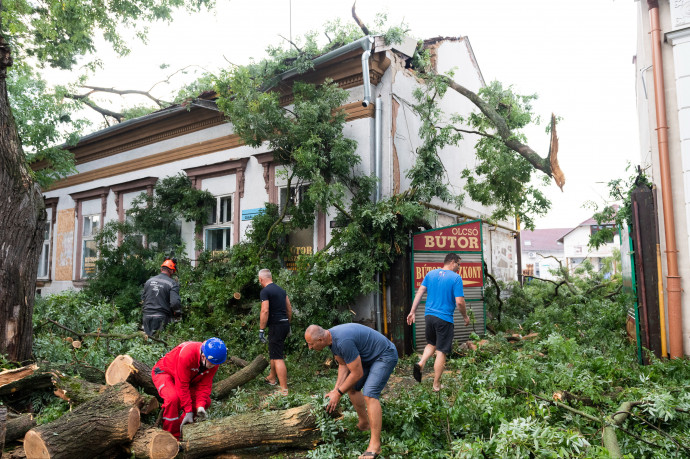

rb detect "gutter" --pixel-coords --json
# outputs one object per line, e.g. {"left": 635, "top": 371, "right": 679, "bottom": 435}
{"left": 279, "top": 36, "right": 375, "bottom": 107}
{"left": 646, "top": 0, "right": 683, "bottom": 358}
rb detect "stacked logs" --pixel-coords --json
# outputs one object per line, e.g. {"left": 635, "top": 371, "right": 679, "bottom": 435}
{"left": 0, "top": 354, "right": 320, "bottom": 459}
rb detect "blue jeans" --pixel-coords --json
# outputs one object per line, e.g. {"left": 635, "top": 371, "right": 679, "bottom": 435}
{"left": 354, "top": 348, "right": 398, "bottom": 399}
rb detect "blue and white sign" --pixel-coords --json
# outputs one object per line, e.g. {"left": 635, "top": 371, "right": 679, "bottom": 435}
{"left": 242, "top": 207, "right": 265, "bottom": 221}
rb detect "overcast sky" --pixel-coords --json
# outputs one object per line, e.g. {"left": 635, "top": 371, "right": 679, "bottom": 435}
{"left": 75, "top": 0, "right": 640, "bottom": 229}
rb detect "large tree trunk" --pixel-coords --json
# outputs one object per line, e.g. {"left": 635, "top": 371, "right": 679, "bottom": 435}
{"left": 125, "top": 427, "right": 179, "bottom": 459}
{"left": 5, "top": 414, "right": 35, "bottom": 443}
{"left": 211, "top": 354, "right": 268, "bottom": 399}
{"left": 23, "top": 384, "right": 141, "bottom": 459}
{"left": 105, "top": 355, "right": 159, "bottom": 399}
{"left": 0, "top": 36, "right": 45, "bottom": 363}
{"left": 179, "top": 403, "right": 320, "bottom": 459}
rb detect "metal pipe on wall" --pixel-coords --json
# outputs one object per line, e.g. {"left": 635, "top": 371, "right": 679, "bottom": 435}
{"left": 647, "top": 0, "right": 684, "bottom": 358}
{"left": 374, "top": 96, "right": 383, "bottom": 332}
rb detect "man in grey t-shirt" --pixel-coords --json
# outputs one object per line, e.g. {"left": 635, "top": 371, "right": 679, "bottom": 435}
{"left": 305, "top": 323, "right": 398, "bottom": 459}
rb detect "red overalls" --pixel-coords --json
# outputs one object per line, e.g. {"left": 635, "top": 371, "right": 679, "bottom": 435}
{"left": 151, "top": 341, "right": 218, "bottom": 439}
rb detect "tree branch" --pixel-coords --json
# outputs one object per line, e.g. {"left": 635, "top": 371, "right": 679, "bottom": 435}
{"left": 46, "top": 319, "right": 168, "bottom": 346}
{"left": 278, "top": 34, "right": 302, "bottom": 53}
{"left": 438, "top": 75, "right": 565, "bottom": 190}
{"left": 351, "top": 2, "right": 370, "bottom": 36}
{"left": 64, "top": 93, "right": 124, "bottom": 122}
{"left": 80, "top": 85, "right": 169, "bottom": 107}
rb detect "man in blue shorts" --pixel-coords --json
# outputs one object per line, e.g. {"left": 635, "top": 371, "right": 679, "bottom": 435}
{"left": 407, "top": 252, "right": 469, "bottom": 392}
{"left": 305, "top": 323, "right": 398, "bottom": 459}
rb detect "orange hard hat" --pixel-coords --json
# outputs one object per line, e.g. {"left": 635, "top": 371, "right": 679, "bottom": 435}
{"left": 161, "top": 259, "right": 176, "bottom": 272}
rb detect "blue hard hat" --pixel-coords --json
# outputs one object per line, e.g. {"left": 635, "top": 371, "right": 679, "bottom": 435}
{"left": 202, "top": 337, "right": 227, "bottom": 365}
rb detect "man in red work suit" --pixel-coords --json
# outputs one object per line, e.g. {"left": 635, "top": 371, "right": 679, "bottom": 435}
{"left": 151, "top": 337, "right": 227, "bottom": 439}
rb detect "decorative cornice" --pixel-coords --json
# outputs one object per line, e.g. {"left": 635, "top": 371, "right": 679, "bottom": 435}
{"left": 69, "top": 186, "right": 110, "bottom": 202}
{"left": 48, "top": 103, "right": 374, "bottom": 191}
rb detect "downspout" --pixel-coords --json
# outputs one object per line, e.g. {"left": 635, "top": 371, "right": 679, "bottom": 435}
{"left": 374, "top": 95, "right": 383, "bottom": 332}
{"left": 279, "top": 36, "right": 374, "bottom": 107}
{"left": 647, "top": 0, "right": 683, "bottom": 358}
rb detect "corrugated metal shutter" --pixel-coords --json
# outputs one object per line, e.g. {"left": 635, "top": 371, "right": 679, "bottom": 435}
{"left": 412, "top": 242, "right": 485, "bottom": 352}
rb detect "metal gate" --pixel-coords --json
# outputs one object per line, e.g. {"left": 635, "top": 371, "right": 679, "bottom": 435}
{"left": 411, "top": 220, "right": 485, "bottom": 352}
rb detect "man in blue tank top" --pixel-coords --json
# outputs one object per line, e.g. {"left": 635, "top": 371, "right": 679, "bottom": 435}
{"left": 407, "top": 253, "right": 469, "bottom": 391}
{"left": 305, "top": 323, "right": 398, "bottom": 459}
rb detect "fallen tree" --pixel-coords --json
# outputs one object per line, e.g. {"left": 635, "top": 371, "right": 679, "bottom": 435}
{"left": 52, "top": 373, "right": 159, "bottom": 414}
{"left": 211, "top": 355, "right": 268, "bottom": 399}
{"left": 23, "top": 383, "right": 141, "bottom": 459}
{"left": 179, "top": 403, "right": 320, "bottom": 459}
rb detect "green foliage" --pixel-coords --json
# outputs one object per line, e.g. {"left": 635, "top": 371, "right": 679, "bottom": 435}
{"left": 84, "top": 174, "right": 214, "bottom": 320}
{"left": 1, "top": 0, "right": 215, "bottom": 70}
{"left": 411, "top": 77, "right": 551, "bottom": 229}
{"left": 7, "top": 63, "right": 86, "bottom": 187}
{"left": 1, "top": 0, "right": 216, "bottom": 187}
{"left": 587, "top": 163, "right": 651, "bottom": 249}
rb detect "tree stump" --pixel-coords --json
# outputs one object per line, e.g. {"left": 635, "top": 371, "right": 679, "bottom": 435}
{"left": 125, "top": 427, "right": 178, "bottom": 459}
{"left": 179, "top": 403, "right": 319, "bottom": 459}
{"left": 23, "top": 384, "right": 141, "bottom": 459}
{"left": 5, "top": 414, "right": 35, "bottom": 443}
{"left": 211, "top": 355, "right": 268, "bottom": 399}
{"left": 105, "top": 355, "right": 159, "bottom": 399}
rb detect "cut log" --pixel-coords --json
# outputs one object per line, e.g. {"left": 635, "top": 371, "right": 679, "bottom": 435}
{"left": 23, "top": 383, "right": 141, "bottom": 459}
{"left": 105, "top": 355, "right": 159, "bottom": 399}
{"left": 179, "top": 403, "right": 319, "bottom": 458}
{"left": 52, "top": 373, "right": 106, "bottom": 405}
{"left": 211, "top": 355, "right": 268, "bottom": 399}
{"left": 6, "top": 414, "right": 36, "bottom": 443}
{"left": 52, "top": 374, "right": 159, "bottom": 414}
{"left": 126, "top": 427, "right": 179, "bottom": 459}
{"left": 0, "top": 364, "right": 55, "bottom": 397}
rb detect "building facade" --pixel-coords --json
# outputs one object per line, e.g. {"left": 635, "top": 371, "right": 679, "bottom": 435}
{"left": 520, "top": 228, "right": 569, "bottom": 280}
{"left": 36, "top": 36, "right": 518, "bottom": 325}
{"left": 635, "top": 1, "right": 690, "bottom": 356}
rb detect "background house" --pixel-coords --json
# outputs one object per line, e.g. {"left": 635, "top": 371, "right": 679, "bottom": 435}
{"left": 520, "top": 228, "right": 568, "bottom": 280}
{"left": 558, "top": 217, "right": 619, "bottom": 276}
{"left": 634, "top": 1, "right": 689, "bottom": 356}
{"left": 35, "top": 35, "right": 518, "bottom": 329}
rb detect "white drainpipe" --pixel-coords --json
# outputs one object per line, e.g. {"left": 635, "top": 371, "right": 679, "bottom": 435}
{"left": 279, "top": 36, "right": 374, "bottom": 107}
{"left": 374, "top": 95, "right": 383, "bottom": 331}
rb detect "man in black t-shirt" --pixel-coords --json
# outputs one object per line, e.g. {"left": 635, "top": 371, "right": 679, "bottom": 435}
{"left": 258, "top": 269, "right": 292, "bottom": 394}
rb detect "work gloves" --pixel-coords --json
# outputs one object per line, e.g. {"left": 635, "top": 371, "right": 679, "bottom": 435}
{"left": 196, "top": 406, "right": 207, "bottom": 421}
{"left": 181, "top": 411, "right": 194, "bottom": 427}
{"left": 259, "top": 329, "right": 267, "bottom": 344}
